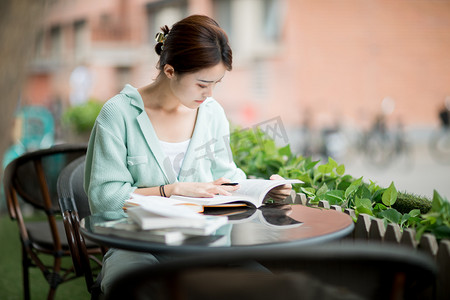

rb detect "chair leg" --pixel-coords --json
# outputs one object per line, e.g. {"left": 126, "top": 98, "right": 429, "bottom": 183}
{"left": 45, "top": 271, "right": 64, "bottom": 300}
{"left": 21, "top": 245, "right": 31, "bottom": 300}
{"left": 47, "top": 287, "right": 56, "bottom": 300}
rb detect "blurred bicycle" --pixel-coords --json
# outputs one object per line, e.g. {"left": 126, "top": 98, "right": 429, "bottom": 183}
{"left": 356, "top": 97, "right": 413, "bottom": 168}
{"left": 429, "top": 97, "right": 450, "bottom": 164}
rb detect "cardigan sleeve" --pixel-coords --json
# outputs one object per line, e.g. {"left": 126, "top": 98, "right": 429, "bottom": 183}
{"left": 84, "top": 116, "right": 136, "bottom": 217}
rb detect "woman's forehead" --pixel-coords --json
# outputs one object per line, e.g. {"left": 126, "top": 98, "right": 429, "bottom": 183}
{"left": 194, "top": 63, "right": 227, "bottom": 82}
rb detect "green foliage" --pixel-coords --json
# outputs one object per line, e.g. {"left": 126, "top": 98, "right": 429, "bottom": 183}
{"left": 62, "top": 99, "right": 103, "bottom": 133}
{"left": 416, "top": 190, "right": 450, "bottom": 240}
{"left": 230, "top": 126, "right": 450, "bottom": 241}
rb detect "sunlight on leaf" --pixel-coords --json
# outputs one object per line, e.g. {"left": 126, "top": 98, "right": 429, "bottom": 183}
{"left": 382, "top": 182, "right": 397, "bottom": 207}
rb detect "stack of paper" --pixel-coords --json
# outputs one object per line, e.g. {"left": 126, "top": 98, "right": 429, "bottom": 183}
{"left": 125, "top": 194, "right": 228, "bottom": 236}
{"left": 93, "top": 218, "right": 186, "bottom": 245}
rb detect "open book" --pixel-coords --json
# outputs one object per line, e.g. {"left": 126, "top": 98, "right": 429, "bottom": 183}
{"left": 171, "top": 179, "right": 303, "bottom": 208}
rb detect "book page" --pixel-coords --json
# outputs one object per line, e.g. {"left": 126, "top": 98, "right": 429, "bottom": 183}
{"left": 232, "top": 179, "right": 302, "bottom": 204}
{"left": 171, "top": 179, "right": 302, "bottom": 208}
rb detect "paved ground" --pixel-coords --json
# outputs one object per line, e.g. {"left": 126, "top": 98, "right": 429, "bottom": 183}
{"left": 288, "top": 127, "right": 450, "bottom": 201}
{"left": 341, "top": 142, "right": 450, "bottom": 201}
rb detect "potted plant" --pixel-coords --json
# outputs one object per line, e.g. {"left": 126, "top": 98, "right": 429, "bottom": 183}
{"left": 61, "top": 99, "right": 103, "bottom": 143}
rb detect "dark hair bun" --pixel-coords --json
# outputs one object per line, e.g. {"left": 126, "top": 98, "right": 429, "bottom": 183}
{"left": 155, "top": 43, "right": 163, "bottom": 56}
{"left": 155, "top": 15, "right": 232, "bottom": 73}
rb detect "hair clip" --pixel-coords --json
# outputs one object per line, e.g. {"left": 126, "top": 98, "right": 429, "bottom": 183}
{"left": 155, "top": 32, "right": 166, "bottom": 44}
{"left": 155, "top": 32, "right": 167, "bottom": 50}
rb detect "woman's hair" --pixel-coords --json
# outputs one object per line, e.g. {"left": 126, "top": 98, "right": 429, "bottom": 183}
{"left": 155, "top": 15, "right": 232, "bottom": 74}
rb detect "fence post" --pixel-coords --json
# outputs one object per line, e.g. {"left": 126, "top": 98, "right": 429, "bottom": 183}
{"left": 369, "top": 218, "right": 385, "bottom": 242}
{"left": 330, "top": 205, "right": 342, "bottom": 211}
{"left": 296, "top": 193, "right": 308, "bottom": 206}
{"left": 400, "top": 228, "right": 417, "bottom": 249}
{"left": 285, "top": 190, "right": 296, "bottom": 204}
{"left": 318, "top": 200, "right": 330, "bottom": 209}
{"left": 354, "top": 213, "right": 371, "bottom": 240}
{"left": 437, "top": 240, "right": 450, "bottom": 300}
{"left": 344, "top": 208, "right": 356, "bottom": 220}
{"left": 384, "top": 223, "right": 401, "bottom": 244}
{"left": 419, "top": 233, "right": 439, "bottom": 257}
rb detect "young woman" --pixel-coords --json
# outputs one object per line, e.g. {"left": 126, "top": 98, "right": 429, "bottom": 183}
{"left": 84, "top": 14, "right": 291, "bottom": 293}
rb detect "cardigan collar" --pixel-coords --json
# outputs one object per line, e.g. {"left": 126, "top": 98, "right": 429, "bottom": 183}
{"left": 120, "top": 84, "right": 209, "bottom": 183}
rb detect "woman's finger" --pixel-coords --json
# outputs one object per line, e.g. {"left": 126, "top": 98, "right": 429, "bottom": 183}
{"left": 212, "top": 177, "right": 231, "bottom": 185}
{"left": 270, "top": 174, "right": 284, "bottom": 180}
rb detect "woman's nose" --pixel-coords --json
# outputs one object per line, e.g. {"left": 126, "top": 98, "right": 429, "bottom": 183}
{"left": 203, "top": 86, "right": 213, "bottom": 98}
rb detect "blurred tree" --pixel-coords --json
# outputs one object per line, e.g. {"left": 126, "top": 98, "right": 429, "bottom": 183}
{"left": 0, "top": 0, "right": 53, "bottom": 169}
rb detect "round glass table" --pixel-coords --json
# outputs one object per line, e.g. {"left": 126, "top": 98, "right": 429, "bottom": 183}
{"left": 80, "top": 204, "right": 354, "bottom": 254}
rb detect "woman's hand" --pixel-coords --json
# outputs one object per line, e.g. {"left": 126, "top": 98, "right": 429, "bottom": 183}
{"left": 267, "top": 174, "right": 292, "bottom": 202}
{"left": 166, "top": 177, "right": 239, "bottom": 198}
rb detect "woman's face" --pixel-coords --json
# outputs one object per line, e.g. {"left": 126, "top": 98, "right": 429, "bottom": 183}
{"left": 168, "top": 63, "right": 227, "bottom": 109}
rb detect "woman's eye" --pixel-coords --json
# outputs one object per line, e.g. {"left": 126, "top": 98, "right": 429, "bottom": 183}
{"left": 198, "top": 84, "right": 207, "bottom": 89}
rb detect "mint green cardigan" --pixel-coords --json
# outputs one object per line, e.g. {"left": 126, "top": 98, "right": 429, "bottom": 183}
{"left": 84, "top": 84, "right": 246, "bottom": 216}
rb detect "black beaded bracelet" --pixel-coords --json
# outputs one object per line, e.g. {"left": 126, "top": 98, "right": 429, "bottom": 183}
{"left": 159, "top": 185, "right": 167, "bottom": 197}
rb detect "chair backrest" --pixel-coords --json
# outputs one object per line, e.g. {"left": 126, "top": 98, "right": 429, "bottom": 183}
{"left": 57, "top": 155, "right": 96, "bottom": 292}
{"left": 3, "top": 144, "right": 87, "bottom": 217}
{"left": 105, "top": 241, "right": 437, "bottom": 300}
{"left": 3, "top": 144, "right": 87, "bottom": 220}
{"left": 58, "top": 156, "right": 90, "bottom": 219}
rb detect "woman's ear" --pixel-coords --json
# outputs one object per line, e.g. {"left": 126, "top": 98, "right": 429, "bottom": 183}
{"left": 163, "top": 64, "right": 175, "bottom": 79}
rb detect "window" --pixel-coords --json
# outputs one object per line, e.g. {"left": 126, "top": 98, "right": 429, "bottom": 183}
{"left": 213, "top": 0, "right": 285, "bottom": 62}
{"left": 262, "top": 0, "right": 282, "bottom": 42}
{"left": 213, "top": 0, "right": 233, "bottom": 41}
{"left": 50, "top": 26, "right": 62, "bottom": 60}
{"left": 74, "top": 19, "right": 88, "bottom": 62}
{"left": 146, "top": 0, "right": 188, "bottom": 44}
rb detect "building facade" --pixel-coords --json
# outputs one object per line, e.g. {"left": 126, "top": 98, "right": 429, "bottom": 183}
{"left": 23, "top": 0, "right": 450, "bottom": 139}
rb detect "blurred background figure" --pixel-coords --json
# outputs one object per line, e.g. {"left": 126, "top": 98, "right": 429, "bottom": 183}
{"left": 429, "top": 96, "right": 450, "bottom": 164}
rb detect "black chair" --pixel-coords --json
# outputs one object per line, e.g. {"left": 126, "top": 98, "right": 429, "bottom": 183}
{"left": 105, "top": 241, "right": 437, "bottom": 300}
{"left": 57, "top": 155, "right": 104, "bottom": 299}
{"left": 2, "top": 144, "right": 94, "bottom": 299}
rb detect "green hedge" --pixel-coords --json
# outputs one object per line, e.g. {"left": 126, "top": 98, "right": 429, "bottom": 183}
{"left": 230, "top": 126, "right": 450, "bottom": 241}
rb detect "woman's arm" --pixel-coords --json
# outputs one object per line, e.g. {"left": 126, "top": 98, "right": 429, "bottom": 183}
{"left": 133, "top": 177, "right": 239, "bottom": 198}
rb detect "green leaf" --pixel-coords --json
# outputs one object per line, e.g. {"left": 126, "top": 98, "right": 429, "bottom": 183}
{"left": 278, "top": 144, "right": 292, "bottom": 157}
{"left": 336, "top": 164, "right": 345, "bottom": 176}
{"left": 356, "top": 206, "right": 373, "bottom": 216}
{"left": 318, "top": 164, "right": 333, "bottom": 174}
{"left": 345, "top": 177, "right": 363, "bottom": 198}
{"left": 356, "top": 185, "right": 371, "bottom": 200}
{"left": 316, "top": 184, "right": 329, "bottom": 197}
{"left": 382, "top": 182, "right": 397, "bottom": 207}
{"left": 409, "top": 209, "right": 421, "bottom": 218}
{"left": 321, "top": 190, "right": 345, "bottom": 205}
{"left": 374, "top": 203, "right": 387, "bottom": 211}
{"left": 432, "top": 190, "right": 444, "bottom": 212}
{"left": 378, "top": 208, "right": 402, "bottom": 224}
{"left": 305, "top": 160, "right": 320, "bottom": 171}
{"left": 328, "top": 157, "right": 338, "bottom": 169}
{"left": 355, "top": 197, "right": 372, "bottom": 209}
{"left": 400, "top": 214, "right": 411, "bottom": 227}
{"left": 300, "top": 187, "right": 316, "bottom": 197}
